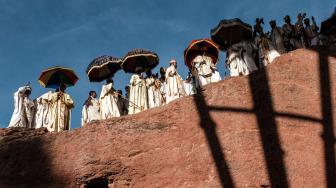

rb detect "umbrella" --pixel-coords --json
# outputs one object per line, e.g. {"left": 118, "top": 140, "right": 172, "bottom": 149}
{"left": 38, "top": 66, "right": 79, "bottom": 89}
{"left": 184, "top": 38, "right": 219, "bottom": 69}
{"left": 210, "top": 18, "right": 252, "bottom": 50}
{"left": 121, "top": 49, "right": 159, "bottom": 73}
{"left": 86, "top": 55, "right": 122, "bottom": 82}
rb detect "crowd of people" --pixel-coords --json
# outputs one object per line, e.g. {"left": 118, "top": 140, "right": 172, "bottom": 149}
{"left": 7, "top": 11, "right": 336, "bottom": 131}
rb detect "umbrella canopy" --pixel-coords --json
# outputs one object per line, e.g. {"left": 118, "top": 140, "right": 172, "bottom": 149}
{"left": 86, "top": 55, "right": 122, "bottom": 82}
{"left": 38, "top": 66, "right": 79, "bottom": 89}
{"left": 184, "top": 38, "right": 219, "bottom": 69}
{"left": 211, "top": 18, "right": 252, "bottom": 50}
{"left": 121, "top": 49, "right": 159, "bottom": 73}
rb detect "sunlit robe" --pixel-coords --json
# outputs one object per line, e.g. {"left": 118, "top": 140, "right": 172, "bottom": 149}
{"left": 35, "top": 91, "right": 53, "bottom": 129}
{"left": 192, "top": 55, "right": 221, "bottom": 87}
{"left": 8, "top": 86, "right": 35, "bottom": 128}
{"left": 165, "top": 65, "right": 185, "bottom": 103}
{"left": 184, "top": 79, "right": 197, "bottom": 96}
{"left": 129, "top": 75, "right": 148, "bottom": 114}
{"left": 146, "top": 77, "right": 162, "bottom": 108}
{"left": 48, "top": 92, "right": 74, "bottom": 132}
{"left": 99, "top": 83, "right": 120, "bottom": 119}
{"left": 255, "top": 36, "right": 280, "bottom": 67}
{"left": 81, "top": 97, "right": 101, "bottom": 126}
{"left": 227, "top": 41, "right": 258, "bottom": 76}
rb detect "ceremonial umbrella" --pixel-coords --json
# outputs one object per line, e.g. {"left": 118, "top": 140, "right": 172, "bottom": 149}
{"left": 38, "top": 66, "right": 79, "bottom": 89}
{"left": 320, "top": 15, "right": 336, "bottom": 35}
{"left": 86, "top": 55, "right": 122, "bottom": 82}
{"left": 121, "top": 49, "right": 159, "bottom": 73}
{"left": 210, "top": 18, "right": 253, "bottom": 50}
{"left": 184, "top": 38, "right": 219, "bottom": 69}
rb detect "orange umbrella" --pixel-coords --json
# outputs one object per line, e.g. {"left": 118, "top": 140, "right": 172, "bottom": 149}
{"left": 184, "top": 38, "right": 219, "bottom": 69}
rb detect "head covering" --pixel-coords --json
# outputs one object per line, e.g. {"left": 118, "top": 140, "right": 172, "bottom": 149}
{"left": 169, "top": 59, "right": 177, "bottom": 64}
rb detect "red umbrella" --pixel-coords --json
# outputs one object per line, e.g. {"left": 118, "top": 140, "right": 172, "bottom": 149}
{"left": 184, "top": 39, "right": 219, "bottom": 69}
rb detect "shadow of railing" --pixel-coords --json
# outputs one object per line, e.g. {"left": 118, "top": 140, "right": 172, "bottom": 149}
{"left": 193, "top": 46, "right": 336, "bottom": 188}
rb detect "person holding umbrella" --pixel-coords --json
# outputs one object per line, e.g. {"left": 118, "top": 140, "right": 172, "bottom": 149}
{"left": 38, "top": 66, "right": 78, "bottom": 132}
{"left": 99, "top": 78, "right": 120, "bottom": 119}
{"left": 81, "top": 91, "right": 101, "bottom": 126}
{"left": 128, "top": 68, "right": 148, "bottom": 114}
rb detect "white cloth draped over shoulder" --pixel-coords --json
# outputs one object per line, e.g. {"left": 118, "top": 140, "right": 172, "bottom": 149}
{"left": 8, "top": 86, "right": 35, "bottom": 128}
{"left": 35, "top": 91, "right": 53, "bottom": 129}
{"left": 184, "top": 79, "right": 197, "bottom": 96}
{"left": 226, "top": 40, "right": 258, "bottom": 77}
{"left": 192, "top": 55, "right": 221, "bottom": 87}
{"left": 48, "top": 91, "right": 74, "bottom": 132}
{"left": 99, "top": 83, "right": 120, "bottom": 119}
{"left": 255, "top": 36, "right": 280, "bottom": 67}
{"left": 129, "top": 74, "right": 148, "bottom": 114}
{"left": 165, "top": 65, "right": 185, "bottom": 103}
{"left": 81, "top": 97, "right": 101, "bottom": 126}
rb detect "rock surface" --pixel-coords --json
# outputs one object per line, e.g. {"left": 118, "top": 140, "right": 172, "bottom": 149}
{"left": 0, "top": 47, "right": 336, "bottom": 187}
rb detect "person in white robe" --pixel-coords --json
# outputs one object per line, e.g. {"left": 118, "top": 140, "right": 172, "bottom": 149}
{"left": 8, "top": 85, "right": 35, "bottom": 128}
{"left": 128, "top": 72, "right": 148, "bottom": 114}
{"left": 81, "top": 91, "right": 101, "bottom": 126}
{"left": 165, "top": 59, "right": 186, "bottom": 103}
{"left": 35, "top": 91, "right": 53, "bottom": 129}
{"left": 99, "top": 78, "right": 120, "bottom": 119}
{"left": 145, "top": 71, "right": 162, "bottom": 108}
{"left": 191, "top": 52, "right": 222, "bottom": 88}
{"left": 255, "top": 36, "right": 280, "bottom": 67}
{"left": 226, "top": 40, "right": 259, "bottom": 76}
{"left": 48, "top": 84, "right": 74, "bottom": 132}
{"left": 184, "top": 73, "right": 197, "bottom": 96}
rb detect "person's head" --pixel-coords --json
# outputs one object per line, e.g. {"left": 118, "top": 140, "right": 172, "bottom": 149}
{"left": 106, "top": 77, "right": 113, "bottom": 84}
{"left": 117, "top": 90, "right": 122, "bottom": 97}
{"left": 59, "top": 83, "right": 66, "bottom": 92}
{"left": 269, "top": 20, "right": 276, "bottom": 29}
{"left": 24, "top": 87, "right": 32, "bottom": 96}
{"left": 304, "top": 18, "right": 310, "bottom": 26}
{"left": 135, "top": 67, "right": 143, "bottom": 75}
{"left": 125, "top": 85, "right": 130, "bottom": 93}
{"left": 89, "top": 91, "right": 97, "bottom": 98}
{"left": 169, "top": 59, "right": 177, "bottom": 67}
{"left": 284, "top": 15, "right": 291, "bottom": 23}
{"left": 160, "top": 67, "right": 166, "bottom": 76}
{"left": 146, "top": 70, "right": 152, "bottom": 77}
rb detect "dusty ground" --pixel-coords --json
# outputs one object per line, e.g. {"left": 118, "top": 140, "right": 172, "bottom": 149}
{"left": 0, "top": 47, "right": 336, "bottom": 187}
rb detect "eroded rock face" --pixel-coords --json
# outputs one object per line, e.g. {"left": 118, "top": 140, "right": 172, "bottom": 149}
{"left": 0, "top": 47, "right": 336, "bottom": 187}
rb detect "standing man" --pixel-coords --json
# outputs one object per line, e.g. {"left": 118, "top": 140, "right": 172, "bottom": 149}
{"left": 35, "top": 91, "right": 53, "bottom": 129}
{"left": 269, "top": 20, "right": 286, "bottom": 54}
{"left": 129, "top": 69, "right": 148, "bottom": 114}
{"left": 304, "top": 17, "right": 320, "bottom": 46}
{"left": 99, "top": 78, "right": 120, "bottom": 119}
{"left": 282, "top": 15, "right": 302, "bottom": 51}
{"left": 81, "top": 91, "right": 101, "bottom": 126}
{"left": 8, "top": 85, "right": 35, "bottom": 128}
{"left": 114, "top": 90, "right": 128, "bottom": 116}
{"left": 48, "top": 84, "right": 74, "bottom": 132}
{"left": 165, "top": 59, "right": 185, "bottom": 103}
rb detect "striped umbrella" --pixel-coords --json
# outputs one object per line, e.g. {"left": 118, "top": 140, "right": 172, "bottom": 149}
{"left": 86, "top": 55, "right": 122, "bottom": 82}
{"left": 121, "top": 49, "right": 159, "bottom": 73}
{"left": 38, "top": 66, "right": 79, "bottom": 89}
{"left": 184, "top": 38, "right": 219, "bottom": 69}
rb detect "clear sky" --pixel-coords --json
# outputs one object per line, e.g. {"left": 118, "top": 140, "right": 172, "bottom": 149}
{"left": 0, "top": 0, "right": 334, "bottom": 128}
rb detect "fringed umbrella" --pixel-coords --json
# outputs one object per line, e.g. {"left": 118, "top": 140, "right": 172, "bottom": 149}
{"left": 121, "top": 49, "right": 159, "bottom": 73}
{"left": 211, "top": 18, "right": 253, "bottom": 50}
{"left": 184, "top": 38, "right": 219, "bottom": 69}
{"left": 86, "top": 55, "right": 122, "bottom": 82}
{"left": 38, "top": 66, "right": 79, "bottom": 89}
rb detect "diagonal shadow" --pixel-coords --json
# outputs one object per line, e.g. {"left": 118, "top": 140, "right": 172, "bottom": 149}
{"left": 193, "top": 91, "right": 235, "bottom": 188}
{"left": 248, "top": 68, "right": 289, "bottom": 187}
{"left": 317, "top": 48, "right": 336, "bottom": 188}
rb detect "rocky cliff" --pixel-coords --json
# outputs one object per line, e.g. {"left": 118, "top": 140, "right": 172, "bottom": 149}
{"left": 0, "top": 47, "right": 336, "bottom": 187}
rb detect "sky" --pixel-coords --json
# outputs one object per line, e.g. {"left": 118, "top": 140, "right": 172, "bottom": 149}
{"left": 0, "top": 0, "right": 334, "bottom": 129}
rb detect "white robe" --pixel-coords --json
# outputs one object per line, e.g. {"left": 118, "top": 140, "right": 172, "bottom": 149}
{"left": 81, "top": 97, "right": 101, "bottom": 126}
{"left": 146, "top": 77, "right": 162, "bottom": 108}
{"left": 256, "top": 36, "right": 281, "bottom": 67}
{"left": 129, "top": 75, "right": 148, "bottom": 114}
{"left": 227, "top": 41, "right": 258, "bottom": 76}
{"left": 48, "top": 92, "right": 74, "bottom": 132}
{"left": 192, "top": 55, "right": 221, "bottom": 87}
{"left": 99, "top": 83, "right": 120, "bottom": 119}
{"left": 184, "top": 80, "right": 197, "bottom": 96}
{"left": 35, "top": 91, "right": 53, "bottom": 129}
{"left": 165, "top": 65, "right": 185, "bottom": 103}
{"left": 8, "top": 86, "right": 35, "bottom": 128}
